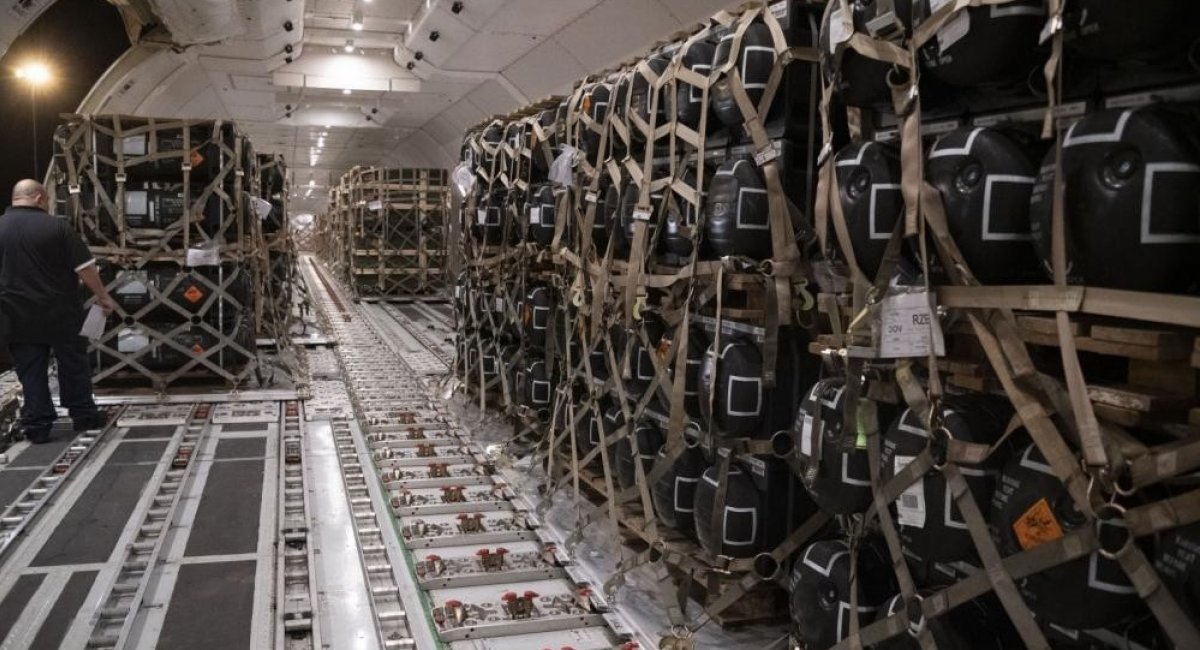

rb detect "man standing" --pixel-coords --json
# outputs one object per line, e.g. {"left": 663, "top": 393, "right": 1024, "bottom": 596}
{"left": 0, "top": 180, "right": 116, "bottom": 443}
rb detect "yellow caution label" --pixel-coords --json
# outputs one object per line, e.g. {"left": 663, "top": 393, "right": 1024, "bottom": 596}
{"left": 1013, "top": 497, "right": 1064, "bottom": 551}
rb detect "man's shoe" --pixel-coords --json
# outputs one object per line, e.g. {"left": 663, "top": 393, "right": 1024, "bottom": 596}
{"left": 72, "top": 412, "right": 109, "bottom": 432}
{"left": 21, "top": 428, "right": 52, "bottom": 444}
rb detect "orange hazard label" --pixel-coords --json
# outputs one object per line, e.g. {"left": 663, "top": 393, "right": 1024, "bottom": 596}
{"left": 656, "top": 338, "right": 670, "bottom": 363}
{"left": 1013, "top": 497, "right": 1065, "bottom": 551}
{"left": 191, "top": 344, "right": 205, "bottom": 355}
{"left": 189, "top": 149, "right": 205, "bottom": 168}
{"left": 182, "top": 285, "right": 205, "bottom": 304}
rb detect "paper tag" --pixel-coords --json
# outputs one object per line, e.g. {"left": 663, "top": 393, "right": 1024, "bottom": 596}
{"left": 828, "top": 7, "right": 851, "bottom": 54}
{"left": 1013, "top": 497, "right": 1065, "bottom": 551}
{"left": 79, "top": 304, "right": 107, "bottom": 341}
{"left": 631, "top": 207, "right": 652, "bottom": 222}
{"left": 799, "top": 414, "right": 815, "bottom": 457}
{"left": 529, "top": 206, "right": 542, "bottom": 225}
{"left": 476, "top": 208, "right": 488, "bottom": 225}
{"left": 368, "top": 200, "right": 383, "bottom": 212}
{"left": 186, "top": 246, "right": 220, "bottom": 267}
{"left": 493, "top": 297, "right": 504, "bottom": 312}
{"left": 770, "top": 1, "right": 789, "bottom": 22}
{"left": 252, "top": 197, "right": 273, "bottom": 220}
{"left": 754, "top": 143, "right": 779, "bottom": 166}
{"left": 894, "top": 455, "right": 927, "bottom": 528}
{"left": 878, "top": 291, "right": 945, "bottom": 359}
{"left": 585, "top": 191, "right": 599, "bottom": 204}
{"left": 937, "top": 8, "right": 970, "bottom": 51}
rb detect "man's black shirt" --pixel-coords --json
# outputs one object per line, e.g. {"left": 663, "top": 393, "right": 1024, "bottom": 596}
{"left": 0, "top": 206, "right": 95, "bottom": 344}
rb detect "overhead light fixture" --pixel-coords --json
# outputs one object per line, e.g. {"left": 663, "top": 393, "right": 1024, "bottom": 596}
{"left": 344, "top": 39, "right": 355, "bottom": 53}
{"left": 15, "top": 61, "right": 51, "bottom": 86}
{"left": 308, "top": 179, "right": 316, "bottom": 187}
{"left": 342, "top": 88, "right": 352, "bottom": 95}
{"left": 352, "top": 9, "right": 364, "bottom": 31}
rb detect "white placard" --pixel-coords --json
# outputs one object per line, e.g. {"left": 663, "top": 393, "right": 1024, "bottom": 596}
{"left": 529, "top": 206, "right": 542, "bottom": 225}
{"left": 117, "top": 327, "right": 150, "bottom": 353}
{"left": 252, "top": 197, "right": 273, "bottom": 220}
{"left": 799, "top": 414, "right": 815, "bottom": 457}
{"left": 828, "top": 7, "right": 851, "bottom": 53}
{"left": 878, "top": 291, "right": 945, "bottom": 359}
{"left": 476, "top": 208, "right": 488, "bottom": 225}
{"left": 79, "top": 304, "right": 107, "bottom": 340}
{"left": 894, "top": 454, "right": 927, "bottom": 528}
{"left": 368, "top": 200, "right": 384, "bottom": 212}
{"left": 186, "top": 246, "right": 220, "bottom": 267}
{"left": 938, "top": 8, "right": 970, "bottom": 51}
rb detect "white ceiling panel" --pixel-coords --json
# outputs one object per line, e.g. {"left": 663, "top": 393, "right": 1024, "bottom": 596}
{"left": 556, "top": 0, "right": 680, "bottom": 70}
{"left": 441, "top": 32, "right": 544, "bottom": 72}
{"left": 502, "top": 37, "right": 587, "bottom": 100}
{"left": 481, "top": 0, "right": 596, "bottom": 36}
{"left": 422, "top": 114, "right": 461, "bottom": 147}
{"left": 463, "top": 77, "right": 518, "bottom": 118}
{"left": 657, "top": 0, "right": 740, "bottom": 26}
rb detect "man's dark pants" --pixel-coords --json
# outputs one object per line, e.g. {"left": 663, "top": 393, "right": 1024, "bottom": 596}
{"left": 8, "top": 337, "right": 99, "bottom": 438}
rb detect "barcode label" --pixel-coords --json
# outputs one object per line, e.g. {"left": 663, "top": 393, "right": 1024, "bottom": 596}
{"left": 893, "top": 455, "right": 926, "bottom": 529}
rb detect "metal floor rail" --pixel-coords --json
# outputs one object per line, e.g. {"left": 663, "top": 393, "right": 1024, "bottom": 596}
{"left": 301, "top": 255, "right": 639, "bottom": 650}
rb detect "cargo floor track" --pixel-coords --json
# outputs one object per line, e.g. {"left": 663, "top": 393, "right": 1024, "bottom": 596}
{"left": 0, "top": 255, "right": 644, "bottom": 650}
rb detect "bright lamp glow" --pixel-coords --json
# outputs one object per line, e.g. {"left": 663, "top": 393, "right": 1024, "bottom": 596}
{"left": 342, "top": 88, "right": 352, "bottom": 95}
{"left": 352, "top": 10, "right": 364, "bottom": 31}
{"left": 344, "top": 40, "right": 355, "bottom": 53}
{"left": 15, "top": 61, "right": 51, "bottom": 86}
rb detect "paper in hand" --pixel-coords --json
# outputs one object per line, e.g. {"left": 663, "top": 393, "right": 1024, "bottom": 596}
{"left": 80, "top": 304, "right": 107, "bottom": 340}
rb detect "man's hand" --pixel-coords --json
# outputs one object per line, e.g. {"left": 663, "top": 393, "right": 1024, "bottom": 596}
{"left": 97, "top": 295, "right": 117, "bottom": 315}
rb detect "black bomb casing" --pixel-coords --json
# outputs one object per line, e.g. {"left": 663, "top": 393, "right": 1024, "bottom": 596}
{"left": 879, "top": 394, "right": 1019, "bottom": 565}
{"left": 1063, "top": 0, "right": 1199, "bottom": 62}
{"left": 658, "top": 324, "right": 708, "bottom": 420}
{"left": 693, "top": 462, "right": 763, "bottom": 558}
{"left": 991, "top": 443, "right": 1145, "bottom": 629}
{"left": 102, "top": 262, "right": 251, "bottom": 324}
{"left": 705, "top": 157, "right": 773, "bottom": 259}
{"left": 472, "top": 189, "right": 508, "bottom": 245}
{"left": 95, "top": 122, "right": 237, "bottom": 183}
{"left": 792, "top": 377, "right": 873, "bottom": 515}
{"left": 710, "top": 21, "right": 776, "bottom": 128}
{"left": 526, "top": 183, "right": 561, "bottom": 247}
{"left": 701, "top": 328, "right": 819, "bottom": 441}
{"left": 695, "top": 453, "right": 820, "bottom": 560}
{"left": 1029, "top": 107, "right": 1200, "bottom": 293}
{"left": 651, "top": 425, "right": 707, "bottom": 536}
{"left": 912, "top": 0, "right": 1044, "bottom": 88}
{"left": 819, "top": 0, "right": 912, "bottom": 108}
{"left": 1154, "top": 521, "right": 1200, "bottom": 622}
{"left": 662, "top": 167, "right": 707, "bottom": 262}
{"left": 614, "top": 419, "right": 665, "bottom": 490}
{"left": 926, "top": 126, "right": 1043, "bottom": 284}
{"left": 628, "top": 54, "right": 671, "bottom": 140}
{"left": 671, "top": 40, "right": 717, "bottom": 130}
{"left": 520, "top": 358, "right": 556, "bottom": 419}
{"left": 625, "top": 315, "right": 666, "bottom": 399}
{"left": 520, "top": 285, "right": 553, "bottom": 347}
{"left": 833, "top": 141, "right": 903, "bottom": 279}
{"left": 601, "top": 174, "right": 627, "bottom": 258}
{"left": 875, "top": 590, "right": 1017, "bottom": 650}
{"left": 789, "top": 537, "right": 898, "bottom": 649}
{"left": 618, "top": 176, "right": 665, "bottom": 255}
{"left": 579, "top": 82, "right": 614, "bottom": 168}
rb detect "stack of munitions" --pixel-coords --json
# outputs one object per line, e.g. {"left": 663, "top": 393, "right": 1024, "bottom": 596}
{"left": 316, "top": 166, "right": 451, "bottom": 301}
{"left": 50, "top": 115, "right": 262, "bottom": 389}
{"left": 255, "top": 153, "right": 296, "bottom": 342}
{"left": 453, "top": 1, "right": 1200, "bottom": 648}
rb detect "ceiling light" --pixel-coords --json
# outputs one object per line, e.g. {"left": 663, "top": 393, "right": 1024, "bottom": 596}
{"left": 342, "top": 88, "right": 352, "bottom": 95}
{"left": 344, "top": 39, "right": 355, "bottom": 53}
{"left": 308, "top": 179, "right": 316, "bottom": 187}
{"left": 15, "top": 61, "right": 51, "bottom": 86}
{"left": 352, "top": 10, "right": 364, "bottom": 31}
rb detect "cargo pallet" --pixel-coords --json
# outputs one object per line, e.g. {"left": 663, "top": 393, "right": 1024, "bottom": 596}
{"left": 316, "top": 166, "right": 451, "bottom": 302}
{"left": 49, "top": 115, "right": 297, "bottom": 392}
